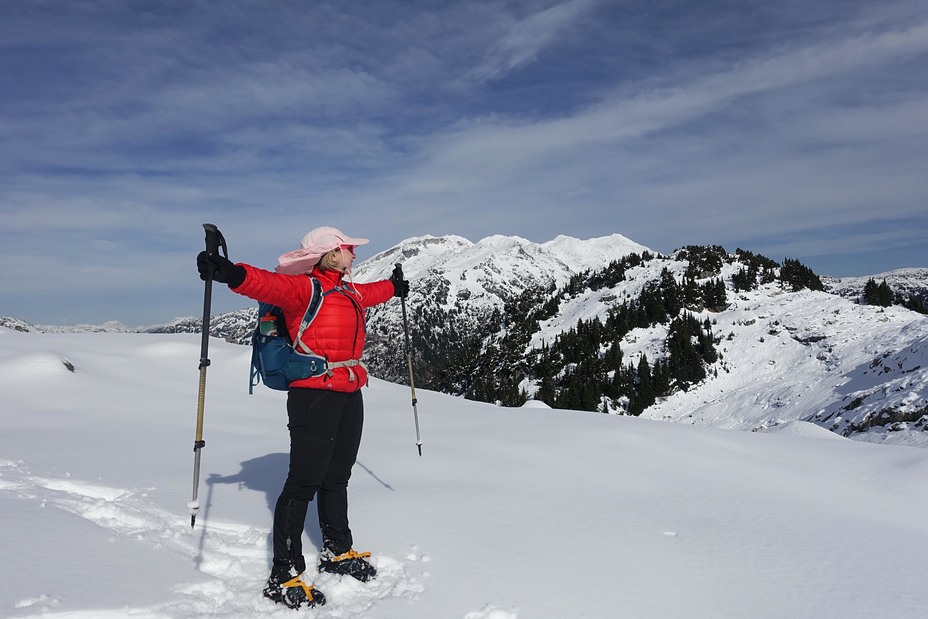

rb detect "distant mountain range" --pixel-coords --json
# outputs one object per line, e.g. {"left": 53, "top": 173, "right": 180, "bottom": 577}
{"left": 3, "top": 234, "right": 926, "bottom": 447}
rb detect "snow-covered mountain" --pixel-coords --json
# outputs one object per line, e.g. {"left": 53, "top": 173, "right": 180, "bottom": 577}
{"left": 355, "top": 236, "right": 928, "bottom": 448}
{"left": 0, "top": 318, "right": 137, "bottom": 334}
{"left": 353, "top": 233, "right": 651, "bottom": 306}
{"left": 3, "top": 233, "right": 926, "bottom": 449}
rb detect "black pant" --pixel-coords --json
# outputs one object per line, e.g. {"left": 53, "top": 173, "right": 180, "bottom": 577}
{"left": 272, "top": 388, "right": 364, "bottom": 571}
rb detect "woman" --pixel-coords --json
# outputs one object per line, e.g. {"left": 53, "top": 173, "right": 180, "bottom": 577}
{"left": 197, "top": 226, "right": 409, "bottom": 609}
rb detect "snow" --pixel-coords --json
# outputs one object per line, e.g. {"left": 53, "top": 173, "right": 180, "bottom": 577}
{"left": 2, "top": 328, "right": 928, "bottom": 618}
{"left": 354, "top": 233, "right": 654, "bottom": 317}
{"left": 641, "top": 283, "right": 928, "bottom": 446}
{"left": 540, "top": 233, "right": 652, "bottom": 268}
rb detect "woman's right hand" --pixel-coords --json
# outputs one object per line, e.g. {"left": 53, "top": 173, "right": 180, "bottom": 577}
{"left": 197, "top": 251, "right": 246, "bottom": 287}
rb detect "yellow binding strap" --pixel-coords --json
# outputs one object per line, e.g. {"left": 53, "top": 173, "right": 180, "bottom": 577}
{"left": 331, "top": 549, "right": 371, "bottom": 561}
{"left": 282, "top": 574, "right": 315, "bottom": 596}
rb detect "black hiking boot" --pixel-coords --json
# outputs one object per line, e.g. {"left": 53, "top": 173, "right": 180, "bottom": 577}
{"left": 318, "top": 548, "right": 377, "bottom": 582}
{"left": 263, "top": 563, "right": 326, "bottom": 609}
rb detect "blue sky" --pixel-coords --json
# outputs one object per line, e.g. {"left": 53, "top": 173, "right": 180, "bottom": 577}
{"left": 2, "top": 0, "right": 927, "bottom": 326}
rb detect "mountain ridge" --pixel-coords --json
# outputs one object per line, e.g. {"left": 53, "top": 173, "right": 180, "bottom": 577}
{"left": 3, "top": 233, "right": 926, "bottom": 447}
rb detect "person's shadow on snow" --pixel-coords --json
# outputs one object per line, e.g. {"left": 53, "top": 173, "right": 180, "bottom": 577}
{"left": 196, "top": 454, "right": 393, "bottom": 570}
{"left": 204, "top": 453, "right": 322, "bottom": 566}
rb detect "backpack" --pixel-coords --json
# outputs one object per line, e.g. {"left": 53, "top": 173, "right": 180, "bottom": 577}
{"left": 249, "top": 278, "right": 330, "bottom": 393}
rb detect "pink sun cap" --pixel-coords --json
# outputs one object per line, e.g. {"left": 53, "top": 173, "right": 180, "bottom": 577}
{"left": 275, "top": 226, "right": 370, "bottom": 275}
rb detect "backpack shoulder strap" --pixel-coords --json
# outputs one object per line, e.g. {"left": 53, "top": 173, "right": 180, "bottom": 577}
{"left": 293, "top": 277, "right": 326, "bottom": 355}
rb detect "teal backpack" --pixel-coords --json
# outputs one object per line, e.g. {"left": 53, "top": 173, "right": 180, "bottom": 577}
{"left": 248, "top": 278, "right": 366, "bottom": 393}
{"left": 249, "top": 278, "right": 329, "bottom": 393}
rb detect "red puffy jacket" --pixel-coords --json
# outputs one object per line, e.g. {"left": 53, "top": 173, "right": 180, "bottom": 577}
{"left": 233, "top": 263, "right": 395, "bottom": 392}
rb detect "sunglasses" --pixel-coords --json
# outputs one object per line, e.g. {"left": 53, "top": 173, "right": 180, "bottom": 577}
{"left": 339, "top": 244, "right": 356, "bottom": 254}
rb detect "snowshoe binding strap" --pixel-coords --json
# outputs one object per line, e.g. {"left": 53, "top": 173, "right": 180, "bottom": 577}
{"left": 264, "top": 573, "right": 326, "bottom": 609}
{"left": 319, "top": 549, "right": 377, "bottom": 582}
{"left": 330, "top": 549, "right": 371, "bottom": 561}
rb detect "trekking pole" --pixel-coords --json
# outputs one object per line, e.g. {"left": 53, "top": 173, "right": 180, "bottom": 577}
{"left": 189, "top": 223, "right": 228, "bottom": 528}
{"left": 394, "top": 263, "right": 422, "bottom": 456}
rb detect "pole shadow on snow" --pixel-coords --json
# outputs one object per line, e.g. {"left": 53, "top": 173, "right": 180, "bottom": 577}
{"left": 356, "top": 459, "right": 395, "bottom": 492}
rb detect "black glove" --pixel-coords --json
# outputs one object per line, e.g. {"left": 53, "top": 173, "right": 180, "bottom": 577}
{"left": 390, "top": 268, "right": 409, "bottom": 299}
{"left": 197, "top": 251, "right": 246, "bottom": 288}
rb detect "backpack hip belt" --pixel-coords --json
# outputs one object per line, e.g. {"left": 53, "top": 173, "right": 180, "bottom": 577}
{"left": 326, "top": 358, "right": 367, "bottom": 382}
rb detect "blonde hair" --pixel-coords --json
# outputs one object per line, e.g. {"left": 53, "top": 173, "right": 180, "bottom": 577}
{"left": 320, "top": 249, "right": 341, "bottom": 271}
{"left": 319, "top": 247, "right": 356, "bottom": 273}
{"left": 318, "top": 248, "right": 362, "bottom": 298}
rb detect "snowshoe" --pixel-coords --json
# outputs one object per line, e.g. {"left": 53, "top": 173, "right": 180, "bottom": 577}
{"left": 263, "top": 570, "right": 326, "bottom": 609}
{"left": 318, "top": 548, "right": 377, "bottom": 582}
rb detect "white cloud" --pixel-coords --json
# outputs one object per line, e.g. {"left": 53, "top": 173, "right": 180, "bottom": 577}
{"left": 469, "top": 0, "right": 596, "bottom": 82}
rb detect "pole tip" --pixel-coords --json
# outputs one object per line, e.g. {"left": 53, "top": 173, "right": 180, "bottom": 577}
{"left": 417, "top": 444, "right": 422, "bottom": 457}
{"left": 188, "top": 499, "right": 200, "bottom": 529}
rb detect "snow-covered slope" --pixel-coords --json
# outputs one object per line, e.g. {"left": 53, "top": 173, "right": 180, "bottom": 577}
{"left": 498, "top": 247, "right": 927, "bottom": 446}
{"left": 2, "top": 330, "right": 928, "bottom": 618}
{"left": 641, "top": 284, "right": 928, "bottom": 447}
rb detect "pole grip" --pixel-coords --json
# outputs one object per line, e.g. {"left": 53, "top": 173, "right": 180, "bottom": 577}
{"left": 203, "top": 223, "right": 228, "bottom": 258}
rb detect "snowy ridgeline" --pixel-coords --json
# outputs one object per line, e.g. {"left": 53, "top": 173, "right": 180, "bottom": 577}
{"left": 1, "top": 329, "right": 927, "bottom": 618}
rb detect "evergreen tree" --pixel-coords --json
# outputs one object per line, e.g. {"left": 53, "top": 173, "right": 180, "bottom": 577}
{"left": 901, "top": 293, "right": 927, "bottom": 314}
{"left": 703, "top": 278, "right": 728, "bottom": 311}
{"left": 698, "top": 322, "right": 718, "bottom": 364}
{"left": 680, "top": 245, "right": 727, "bottom": 279}
{"left": 640, "top": 283, "right": 668, "bottom": 324}
{"left": 863, "top": 278, "right": 894, "bottom": 307}
{"left": 779, "top": 258, "right": 824, "bottom": 292}
{"left": 659, "top": 268, "right": 682, "bottom": 316}
{"left": 611, "top": 363, "right": 634, "bottom": 403}
{"left": 637, "top": 353, "right": 654, "bottom": 406}
{"left": 732, "top": 267, "right": 754, "bottom": 292}
{"left": 652, "top": 358, "right": 671, "bottom": 396}
{"left": 666, "top": 315, "right": 707, "bottom": 389}
{"left": 683, "top": 275, "right": 704, "bottom": 311}
{"left": 537, "top": 375, "right": 557, "bottom": 406}
{"left": 604, "top": 340, "right": 624, "bottom": 374}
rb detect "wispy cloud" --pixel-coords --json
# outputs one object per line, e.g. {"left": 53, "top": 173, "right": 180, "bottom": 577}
{"left": 364, "top": 12, "right": 928, "bottom": 246}
{"left": 467, "top": 0, "right": 596, "bottom": 82}
{"left": 1, "top": 0, "right": 926, "bottom": 324}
